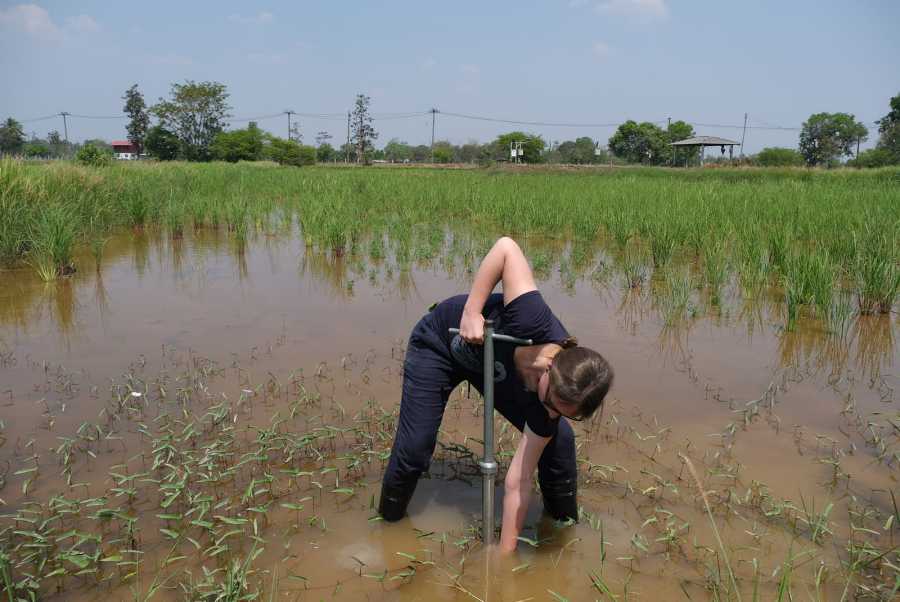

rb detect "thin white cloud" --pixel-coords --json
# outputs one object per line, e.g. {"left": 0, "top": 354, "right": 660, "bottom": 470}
{"left": 592, "top": 41, "right": 611, "bottom": 59}
{"left": 0, "top": 4, "right": 60, "bottom": 39}
{"left": 419, "top": 56, "right": 437, "bottom": 70}
{"left": 0, "top": 4, "right": 101, "bottom": 40}
{"left": 460, "top": 64, "right": 480, "bottom": 75}
{"left": 597, "top": 0, "right": 668, "bottom": 19}
{"left": 228, "top": 11, "right": 274, "bottom": 26}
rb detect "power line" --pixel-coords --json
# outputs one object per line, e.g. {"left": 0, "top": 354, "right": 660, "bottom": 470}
{"left": 19, "top": 114, "right": 60, "bottom": 123}
{"left": 67, "top": 113, "right": 127, "bottom": 120}
{"left": 440, "top": 110, "right": 640, "bottom": 128}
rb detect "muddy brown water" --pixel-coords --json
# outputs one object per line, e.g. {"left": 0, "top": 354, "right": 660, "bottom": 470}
{"left": 0, "top": 228, "right": 896, "bottom": 601}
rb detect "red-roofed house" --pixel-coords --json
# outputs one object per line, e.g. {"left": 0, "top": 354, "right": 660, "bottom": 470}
{"left": 111, "top": 140, "right": 139, "bottom": 160}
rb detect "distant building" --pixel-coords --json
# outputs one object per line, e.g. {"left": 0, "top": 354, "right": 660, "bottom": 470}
{"left": 111, "top": 140, "right": 139, "bottom": 160}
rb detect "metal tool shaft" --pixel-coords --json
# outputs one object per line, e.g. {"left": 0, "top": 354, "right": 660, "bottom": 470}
{"left": 480, "top": 320, "right": 497, "bottom": 544}
{"left": 449, "top": 322, "right": 532, "bottom": 544}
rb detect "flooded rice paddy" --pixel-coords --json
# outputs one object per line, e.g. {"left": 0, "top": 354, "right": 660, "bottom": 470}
{"left": 0, "top": 223, "right": 897, "bottom": 601}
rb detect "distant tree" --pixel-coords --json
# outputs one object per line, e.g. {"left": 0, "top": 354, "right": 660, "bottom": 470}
{"left": 458, "top": 141, "right": 482, "bottom": 163}
{"left": 666, "top": 120, "right": 698, "bottom": 165}
{"left": 494, "top": 131, "right": 545, "bottom": 164}
{"left": 798, "top": 112, "right": 869, "bottom": 167}
{"left": 24, "top": 142, "right": 50, "bottom": 158}
{"left": 82, "top": 138, "right": 112, "bottom": 152}
{"left": 877, "top": 93, "right": 900, "bottom": 134}
{"left": 211, "top": 124, "right": 264, "bottom": 162}
{"left": 873, "top": 92, "right": 900, "bottom": 163}
{"left": 411, "top": 145, "right": 431, "bottom": 162}
{"left": 339, "top": 143, "right": 356, "bottom": 163}
{"left": 755, "top": 147, "right": 804, "bottom": 167}
{"left": 266, "top": 137, "right": 316, "bottom": 167}
{"left": 123, "top": 84, "right": 150, "bottom": 154}
{"left": 350, "top": 94, "right": 378, "bottom": 164}
{"left": 315, "top": 130, "right": 332, "bottom": 147}
{"left": 316, "top": 143, "right": 336, "bottom": 163}
{"left": 289, "top": 121, "right": 302, "bottom": 143}
{"left": 557, "top": 137, "right": 598, "bottom": 164}
{"left": 608, "top": 121, "right": 668, "bottom": 164}
{"left": 46, "top": 130, "right": 68, "bottom": 158}
{"left": 847, "top": 147, "right": 897, "bottom": 168}
{"left": 0, "top": 117, "right": 25, "bottom": 155}
{"left": 144, "top": 125, "right": 180, "bottom": 160}
{"left": 432, "top": 141, "right": 454, "bottom": 163}
{"left": 151, "top": 80, "right": 231, "bottom": 161}
{"left": 383, "top": 139, "right": 412, "bottom": 163}
{"left": 76, "top": 143, "right": 113, "bottom": 167}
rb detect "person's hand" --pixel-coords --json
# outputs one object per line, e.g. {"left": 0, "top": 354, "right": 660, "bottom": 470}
{"left": 459, "top": 308, "right": 485, "bottom": 344}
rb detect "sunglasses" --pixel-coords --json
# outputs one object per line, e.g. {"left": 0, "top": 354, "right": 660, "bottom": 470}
{"left": 541, "top": 395, "right": 585, "bottom": 421}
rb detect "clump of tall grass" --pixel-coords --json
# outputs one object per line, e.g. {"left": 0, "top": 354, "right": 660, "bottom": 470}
{"left": 28, "top": 205, "right": 77, "bottom": 280}
{"left": 852, "top": 229, "right": 899, "bottom": 315}
{"left": 618, "top": 241, "right": 647, "bottom": 289}
{"left": 701, "top": 236, "right": 729, "bottom": 307}
{"left": 781, "top": 250, "right": 836, "bottom": 330}
{"left": 657, "top": 266, "right": 695, "bottom": 325}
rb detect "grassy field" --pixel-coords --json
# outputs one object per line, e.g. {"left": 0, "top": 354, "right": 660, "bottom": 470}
{"left": 2, "top": 159, "right": 898, "bottom": 327}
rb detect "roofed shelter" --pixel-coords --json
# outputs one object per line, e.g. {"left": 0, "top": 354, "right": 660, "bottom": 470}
{"left": 670, "top": 136, "right": 741, "bottom": 166}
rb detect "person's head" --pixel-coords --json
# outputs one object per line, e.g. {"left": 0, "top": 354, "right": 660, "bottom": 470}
{"left": 537, "top": 344, "right": 613, "bottom": 421}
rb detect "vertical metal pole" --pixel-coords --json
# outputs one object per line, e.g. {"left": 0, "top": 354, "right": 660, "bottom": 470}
{"left": 430, "top": 108, "right": 436, "bottom": 163}
{"left": 740, "top": 112, "right": 748, "bottom": 157}
{"left": 480, "top": 319, "right": 497, "bottom": 544}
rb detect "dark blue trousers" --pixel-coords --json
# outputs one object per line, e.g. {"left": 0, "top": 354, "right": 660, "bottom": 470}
{"left": 379, "top": 312, "right": 578, "bottom": 521}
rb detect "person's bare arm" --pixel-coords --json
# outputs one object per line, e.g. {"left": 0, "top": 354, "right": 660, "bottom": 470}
{"left": 499, "top": 425, "right": 549, "bottom": 553}
{"left": 460, "top": 237, "right": 537, "bottom": 343}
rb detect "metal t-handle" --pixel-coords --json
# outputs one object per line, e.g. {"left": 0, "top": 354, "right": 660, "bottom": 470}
{"left": 448, "top": 328, "right": 533, "bottom": 347}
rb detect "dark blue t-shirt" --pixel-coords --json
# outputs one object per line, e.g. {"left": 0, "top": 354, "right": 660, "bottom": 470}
{"left": 431, "top": 290, "right": 569, "bottom": 438}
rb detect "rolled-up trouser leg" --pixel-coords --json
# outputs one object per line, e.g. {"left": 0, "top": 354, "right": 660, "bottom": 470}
{"left": 537, "top": 419, "right": 578, "bottom": 522}
{"left": 380, "top": 326, "right": 458, "bottom": 522}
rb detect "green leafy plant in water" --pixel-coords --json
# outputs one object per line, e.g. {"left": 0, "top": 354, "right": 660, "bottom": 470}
{"left": 28, "top": 204, "right": 77, "bottom": 280}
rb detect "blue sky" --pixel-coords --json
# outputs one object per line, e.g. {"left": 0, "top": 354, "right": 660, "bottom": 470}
{"left": 2, "top": 1, "right": 898, "bottom": 152}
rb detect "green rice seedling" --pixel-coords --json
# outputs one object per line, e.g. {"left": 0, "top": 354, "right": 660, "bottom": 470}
{"left": 852, "top": 229, "right": 900, "bottom": 315}
{"left": 658, "top": 266, "right": 695, "bottom": 326}
{"left": 645, "top": 219, "right": 679, "bottom": 268}
{"left": 701, "top": 236, "right": 729, "bottom": 307}
{"left": 618, "top": 241, "right": 647, "bottom": 289}
{"left": 28, "top": 204, "right": 78, "bottom": 280}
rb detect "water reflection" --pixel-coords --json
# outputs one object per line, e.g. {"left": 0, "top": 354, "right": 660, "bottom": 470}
{"left": 0, "top": 228, "right": 896, "bottom": 390}
{"left": 776, "top": 314, "right": 895, "bottom": 384}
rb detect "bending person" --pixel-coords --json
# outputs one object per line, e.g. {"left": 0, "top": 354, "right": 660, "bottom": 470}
{"left": 379, "top": 236, "right": 613, "bottom": 553}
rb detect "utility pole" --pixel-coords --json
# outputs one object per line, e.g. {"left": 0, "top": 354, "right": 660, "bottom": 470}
{"left": 430, "top": 108, "right": 438, "bottom": 163}
{"left": 346, "top": 111, "right": 351, "bottom": 164}
{"left": 60, "top": 111, "right": 70, "bottom": 141}
{"left": 740, "top": 112, "right": 748, "bottom": 157}
{"left": 856, "top": 136, "right": 861, "bottom": 158}
{"left": 285, "top": 110, "right": 295, "bottom": 141}
{"left": 667, "top": 116, "right": 672, "bottom": 166}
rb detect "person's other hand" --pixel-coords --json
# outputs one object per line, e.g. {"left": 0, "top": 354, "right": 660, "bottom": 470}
{"left": 459, "top": 309, "right": 484, "bottom": 344}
